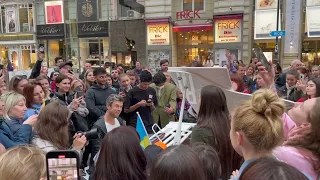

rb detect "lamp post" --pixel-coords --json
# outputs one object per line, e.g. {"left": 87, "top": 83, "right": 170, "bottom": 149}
{"left": 274, "top": 0, "right": 281, "bottom": 63}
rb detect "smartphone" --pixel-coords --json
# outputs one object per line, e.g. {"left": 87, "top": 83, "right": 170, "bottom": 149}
{"left": 46, "top": 150, "right": 80, "bottom": 180}
{"left": 39, "top": 44, "right": 45, "bottom": 54}
{"left": 74, "top": 87, "right": 84, "bottom": 98}
{"left": 0, "top": 64, "right": 4, "bottom": 70}
{"left": 252, "top": 47, "right": 271, "bottom": 71}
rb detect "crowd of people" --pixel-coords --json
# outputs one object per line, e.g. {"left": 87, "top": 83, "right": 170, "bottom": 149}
{"left": 0, "top": 51, "right": 319, "bottom": 180}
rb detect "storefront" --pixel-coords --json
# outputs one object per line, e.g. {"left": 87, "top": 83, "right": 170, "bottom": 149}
{"left": 146, "top": 18, "right": 171, "bottom": 74}
{"left": 213, "top": 14, "right": 243, "bottom": 66}
{"left": 302, "top": 1, "right": 320, "bottom": 65}
{"left": 77, "top": 21, "right": 110, "bottom": 68}
{"left": 110, "top": 20, "right": 146, "bottom": 68}
{"left": 173, "top": 9, "right": 214, "bottom": 66}
{"left": 0, "top": 2, "right": 36, "bottom": 70}
{"left": 36, "top": 24, "right": 66, "bottom": 67}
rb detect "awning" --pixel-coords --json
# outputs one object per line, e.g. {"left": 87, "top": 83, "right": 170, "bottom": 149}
{"left": 173, "top": 24, "right": 212, "bottom": 32}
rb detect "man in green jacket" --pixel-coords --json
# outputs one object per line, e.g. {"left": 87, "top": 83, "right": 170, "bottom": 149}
{"left": 150, "top": 71, "right": 177, "bottom": 128}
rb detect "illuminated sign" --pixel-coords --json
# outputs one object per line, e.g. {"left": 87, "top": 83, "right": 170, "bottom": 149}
{"left": 176, "top": 10, "right": 200, "bottom": 20}
{"left": 147, "top": 24, "right": 170, "bottom": 45}
{"left": 215, "top": 18, "right": 242, "bottom": 43}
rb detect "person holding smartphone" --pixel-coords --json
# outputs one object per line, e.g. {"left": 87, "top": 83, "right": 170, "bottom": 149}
{"left": 32, "top": 101, "right": 87, "bottom": 155}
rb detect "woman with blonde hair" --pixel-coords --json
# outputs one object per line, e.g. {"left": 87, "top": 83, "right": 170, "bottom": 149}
{"left": 0, "top": 145, "right": 46, "bottom": 180}
{"left": 1, "top": 91, "right": 38, "bottom": 137}
{"left": 230, "top": 89, "right": 285, "bottom": 178}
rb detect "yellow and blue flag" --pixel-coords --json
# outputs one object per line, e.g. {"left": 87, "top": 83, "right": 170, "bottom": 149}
{"left": 136, "top": 112, "right": 151, "bottom": 149}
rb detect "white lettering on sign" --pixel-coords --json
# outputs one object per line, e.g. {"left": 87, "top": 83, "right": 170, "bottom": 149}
{"left": 173, "top": 72, "right": 197, "bottom": 104}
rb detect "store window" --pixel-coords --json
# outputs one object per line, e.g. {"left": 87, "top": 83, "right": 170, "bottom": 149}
{"left": 177, "top": 29, "right": 213, "bottom": 66}
{"left": 80, "top": 38, "right": 109, "bottom": 68}
{"left": 302, "top": 40, "right": 320, "bottom": 65}
{"left": 183, "top": 0, "right": 204, "bottom": 11}
{"left": 0, "top": 3, "right": 33, "bottom": 33}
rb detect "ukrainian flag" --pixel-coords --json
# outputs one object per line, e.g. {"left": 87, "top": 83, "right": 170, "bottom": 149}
{"left": 136, "top": 112, "right": 151, "bottom": 149}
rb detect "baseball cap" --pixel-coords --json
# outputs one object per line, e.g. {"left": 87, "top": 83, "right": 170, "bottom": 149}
{"left": 59, "top": 61, "right": 73, "bottom": 69}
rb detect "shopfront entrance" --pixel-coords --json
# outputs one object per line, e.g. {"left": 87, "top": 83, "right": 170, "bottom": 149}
{"left": 175, "top": 29, "right": 214, "bottom": 66}
{"left": 0, "top": 44, "right": 36, "bottom": 70}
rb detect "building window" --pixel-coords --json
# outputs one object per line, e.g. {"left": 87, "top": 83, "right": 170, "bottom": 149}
{"left": 0, "top": 3, "right": 33, "bottom": 33}
{"left": 183, "top": 0, "right": 204, "bottom": 11}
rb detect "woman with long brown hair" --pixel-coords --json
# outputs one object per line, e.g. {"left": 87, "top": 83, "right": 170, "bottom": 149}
{"left": 93, "top": 126, "right": 147, "bottom": 180}
{"left": 31, "top": 101, "right": 86, "bottom": 154}
{"left": 191, "top": 85, "right": 242, "bottom": 180}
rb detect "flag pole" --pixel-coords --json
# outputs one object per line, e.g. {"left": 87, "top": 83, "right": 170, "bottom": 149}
{"left": 173, "top": 77, "right": 188, "bottom": 145}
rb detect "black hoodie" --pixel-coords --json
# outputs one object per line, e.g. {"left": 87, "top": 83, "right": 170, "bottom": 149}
{"left": 85, "top": 84, "right": 116, "bottom": 125}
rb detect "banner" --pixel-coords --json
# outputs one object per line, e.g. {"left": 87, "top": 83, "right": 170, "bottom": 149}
{"left": 6, "top": 7, "right": 16, "bottom": 33}
{"left": 306, "top": 7, "right": 320, "bottom": 37}
{"left": 214, "top": 16, "right": 242, "bottom": 43}
{"left": 77, "top": 0, "right": 98, "bottom": 22}
{"left": 284, "top": 0, "right": 302, "bottom": 53}
{"left": 254, "top": 10, "right": 281, "bottom": 39}
{"left": 45, "top": 1, "right": 64, "bottom": 24}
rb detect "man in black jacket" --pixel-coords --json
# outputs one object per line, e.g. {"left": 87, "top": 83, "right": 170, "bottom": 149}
{"left": 85, "top": 67, "right": 116, "bottom": 126}
{"left": 89, "top": 94, "right": 125, "bottom": 176}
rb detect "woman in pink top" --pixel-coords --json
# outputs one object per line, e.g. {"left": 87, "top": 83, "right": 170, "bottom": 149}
{"left": 274, "top": 98, "right": 320, "bottom": 179}
{"left": 256, "top": 62, "right": 320, "bottom": 179}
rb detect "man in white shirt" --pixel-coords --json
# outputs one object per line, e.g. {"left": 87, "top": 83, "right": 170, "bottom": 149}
{"left": 89, "top": 94, "right": 125, "bottom": 174}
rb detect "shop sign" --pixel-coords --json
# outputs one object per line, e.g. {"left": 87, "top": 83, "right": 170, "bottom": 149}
{"left": 176, "top": 10, "right": 200, "bottom": 20}
{"left": 77, "top": 21, "right": 109, "bottom": 38}
{"left": 77, "top": 0, "right": 98, "bottom": 22}
{"left": 147, "top": 24, "right": 170, "bottom": 45}
{"left": 36, "top": 24, "right": 65, "bottom": 39}
{"left": 215, "top": 18, "right": 242, "bottom": 43}
{"left": 0, "top": 35, "right": 33, "bottom": 41}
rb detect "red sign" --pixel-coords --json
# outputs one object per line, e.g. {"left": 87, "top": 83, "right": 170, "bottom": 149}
{"left": 176, "top": 10, "right": 200, "bottom": 20}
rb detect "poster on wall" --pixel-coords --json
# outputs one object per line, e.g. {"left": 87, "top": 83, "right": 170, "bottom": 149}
{"left": 214, "top": 16, "right": 242, "bottom": 43}
{"left": 254, "top": 10, "right": 281, "bottom": 39}
{"left": 147, "top": 24, "right": 170, "bottom": 45}
{"left": 45, "top": 1, "right": 64, "bottom": 24}
{"left": 307, "top": 7, "right": 320, "bottom": 37}
{"left": 148, "top": 50, "right": 170, "bottom": 75}
{"left": 6, "top": 7, "right": 16, "bottom": 33}
{"left": 255, "top": 0, "right": 278, "bottom": 9}
{"left": 215, "top": 49, "right": 239, "bottom": 67}
{"left": 307, "top": 0, "right": 320, "bottom": 6}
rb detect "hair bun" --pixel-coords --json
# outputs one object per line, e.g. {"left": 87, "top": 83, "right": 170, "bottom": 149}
{"left": 250, "top": 89, "right": 285, "bottom": 118}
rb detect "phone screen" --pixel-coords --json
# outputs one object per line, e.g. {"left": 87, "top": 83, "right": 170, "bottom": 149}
{"left": 46, "top": 151, "right": 80, "bottom": 180}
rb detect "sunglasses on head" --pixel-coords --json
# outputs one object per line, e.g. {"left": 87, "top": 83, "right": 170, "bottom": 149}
{"left": 15, "top": 75, "right": 27, "bottom": 80}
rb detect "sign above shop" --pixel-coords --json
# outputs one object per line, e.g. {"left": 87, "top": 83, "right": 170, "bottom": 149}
{"left": 36, "top": 24, "right": 65, "bottom": 39}
{"left": 77, "top": 21, "right": 109, "bottom": 38}
{"left": 0, "top": 34, "right": 33, "bottom": 41}
{"left": 214, "top": 16, "right": 242, "bottom": 43}
{"left": 147, "top": 24, "right": 170, "bottom": 45}
{"left": 176, "top": 10, "right": 200, "bottom": 20}
{"left": 77, "top": 0, "right": 98, "bottom": 22}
